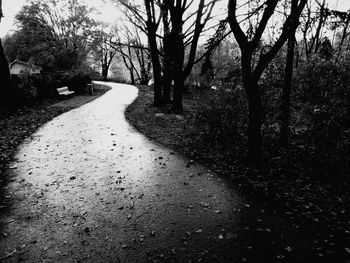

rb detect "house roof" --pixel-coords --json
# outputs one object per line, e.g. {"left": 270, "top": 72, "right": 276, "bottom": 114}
{"left": 9, "top": 59, "right": 43, "bottom": 70}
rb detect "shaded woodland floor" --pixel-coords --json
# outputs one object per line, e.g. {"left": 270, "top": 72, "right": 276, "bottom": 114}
{"left": 125, "top": 85, "right": 350, "bottom": 262}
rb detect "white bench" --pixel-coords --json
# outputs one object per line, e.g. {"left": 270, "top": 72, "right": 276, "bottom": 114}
{"left": 57, "top": 86, "right": 75, "bottom": 96}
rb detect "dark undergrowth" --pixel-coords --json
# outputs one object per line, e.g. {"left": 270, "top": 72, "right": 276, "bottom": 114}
{"left": 125, "top": 85, "right": 350, "bottom": 262}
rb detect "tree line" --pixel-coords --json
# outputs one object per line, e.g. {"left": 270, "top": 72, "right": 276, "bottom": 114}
{"left": 1, "top": 0, "right": 350, "bottom": 165}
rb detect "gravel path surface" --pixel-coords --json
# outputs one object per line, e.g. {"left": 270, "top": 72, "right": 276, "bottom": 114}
{"left": 0, "top": 82, "right": 250, "bottom": 262}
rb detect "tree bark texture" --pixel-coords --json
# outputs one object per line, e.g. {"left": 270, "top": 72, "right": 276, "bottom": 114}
{"left": 169, "top": 5, "right": 185, "bottom": 112}
{"left": 145, "top": 0, "right": 162, "bottom": 106}
{"left": 0, "top": 38, "right": 13, "bottom": 108}
{"left": 243, "top": 77, "right": 263, "bottom": 165}
{"left": 280, "top": 35, "right": 295, "bottom": 148}
{"left": 280, "top": 0, "right": 298, "bottom": 148}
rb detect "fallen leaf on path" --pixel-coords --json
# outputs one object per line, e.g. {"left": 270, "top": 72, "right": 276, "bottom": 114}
{"left": 285, "top": 246, "right": 293, "bottom": 252}
{"left": 200, "top": 202, "right": 210, "bottom": 208}
{"left": 0, "top": 249, "right": 17, "bottom": 260}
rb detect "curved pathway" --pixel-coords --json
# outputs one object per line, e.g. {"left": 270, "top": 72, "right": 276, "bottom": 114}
{"left": 0, "top": 82, "right": 248, "bottom": 262}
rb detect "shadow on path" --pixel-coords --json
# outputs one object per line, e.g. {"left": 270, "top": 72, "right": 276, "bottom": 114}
{"left": 0, "top": 82, "right": 298, "bottom": 262}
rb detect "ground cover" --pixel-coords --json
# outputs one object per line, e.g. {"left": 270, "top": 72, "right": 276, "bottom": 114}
{"left": 125, "top": 85, "right": 350, "bottom": 261}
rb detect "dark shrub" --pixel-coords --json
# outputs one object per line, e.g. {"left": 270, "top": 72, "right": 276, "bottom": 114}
{"left": 67, "top": 72, "right": 91, "bottom": 94}
{"left": 32, "top": 73, "right": 57, "bottom": 99}
{"left": 188, "top": 88, "right": 247, "bottom": 146}
{"left": 10, "top": 74, "right": 37, "bottom": 106}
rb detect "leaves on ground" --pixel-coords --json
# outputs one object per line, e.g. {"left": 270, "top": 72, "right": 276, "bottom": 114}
{"left": 125, "top": 85, "right": 350, "bottom": 261}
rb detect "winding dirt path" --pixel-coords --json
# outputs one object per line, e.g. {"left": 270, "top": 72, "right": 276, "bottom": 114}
{"left": 0, "top": 82, "right": 248, "bottom": 262}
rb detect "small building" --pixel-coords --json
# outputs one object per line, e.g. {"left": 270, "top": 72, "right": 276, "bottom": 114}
{"left": 9, "top": 59, "right": 42, "bottom": 75}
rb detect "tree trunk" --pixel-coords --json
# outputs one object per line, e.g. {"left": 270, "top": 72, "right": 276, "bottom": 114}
{"left": 149, "top": 39, "right": 162, "bottom": 106}
{"left": 0, "top": 38, "right": 12, "bottom": 108}
{"left": 244, "top": 78, "right": 263, "bottom": 165}
{"left": 280, "top": 0, "right": 298, "bottom": 148}
{"left": 172, "top": 72, "right": 184, "bottom": 112}
{"left": 129, "top": 69, "right": 135, "bottom": 85}
{"left": 162, "top": 33, "right": 173, "bottom": 104}
{"left": 170, "top": 6, "right": 184, "bottom": 112}
{"left": 162, "top": 71, "right": 172, "bottom": 103}
{"left": 144, "top": 0, "right": 162, "bottom": 106}
{"left": 280, "top": 36, "right": 295, "bottom": 148}
{"left": 102, "top": 65, "right": 108, "bottom": 81}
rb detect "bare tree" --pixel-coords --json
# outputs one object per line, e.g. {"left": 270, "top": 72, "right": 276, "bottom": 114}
{"left": 228, "top": 0, "right": 307, "bottom": 165}
{"left": 280, "top": 0, "right": 298, "bottom": 147}
{"left": 300, "top": 0, "right": 328, "bottom": 60}
{"left": 118, "top": 0, "right": 219, "bottom": 110}
{"left": 163, "top": 0, "right": 219, "bottom": 112}
{"left": 109, "top": 24, "right": 151, "bottom": 84}
{"left": 118, "top": 0, "right": 163, "bottom": 105}
{"left": 91, "top": 25, "right": 117, "bottom": 80}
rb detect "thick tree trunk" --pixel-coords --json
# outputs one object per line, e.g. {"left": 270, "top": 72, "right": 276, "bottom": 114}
{"left": 172, "top": 73, "right": 184, "bottom": 112}
{"left": 129, "top": 69, "right": 135, "bottom": 85}
{"left": 280, "top": 36, "right": 295, "bottom": 148}
{"left": 147, "top": 27, "right": 162, "bottom": 106}
{"left": 170, "top": 7, "right": 184, "bottom": 112}
{"left": 149, "top": 40, "right": 162, "bottom": 106}
{"left": 102, "top": 65, "right": 108, "bottom": 81}
{"left": 243, "top": 78, "right": 263, "bottom": 165}
{"left": 162, "top": 34, "right": 172, "bottom": 104}
{"left": 144, "top": 0, "right": 162, "bottom": 107}
{"left": 0, "top": 38, "right": 13, "bottom": 108}
{"left": 162, "top": 71, "right": 172, "bottom": 103}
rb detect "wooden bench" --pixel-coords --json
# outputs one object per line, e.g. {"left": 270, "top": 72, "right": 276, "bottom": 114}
{"left": 57, "top": 86, "right": 75, "bottom": 96}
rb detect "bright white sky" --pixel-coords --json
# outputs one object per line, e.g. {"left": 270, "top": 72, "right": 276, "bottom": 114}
{"left": 0, "top": 0, "right": 350, "bottom": 37}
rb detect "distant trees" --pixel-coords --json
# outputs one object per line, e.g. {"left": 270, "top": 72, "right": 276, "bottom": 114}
{"left": 90, "top": 25, "right": 117, "bottom": 80}
{"left": 12, "top": 0, "right": 95, "bottom": 71}
{"left": 111, "top": 24, "right": 151, "bottom": 85}
{"left": 118, "top": 0, "right": 162, "bottom": 105}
